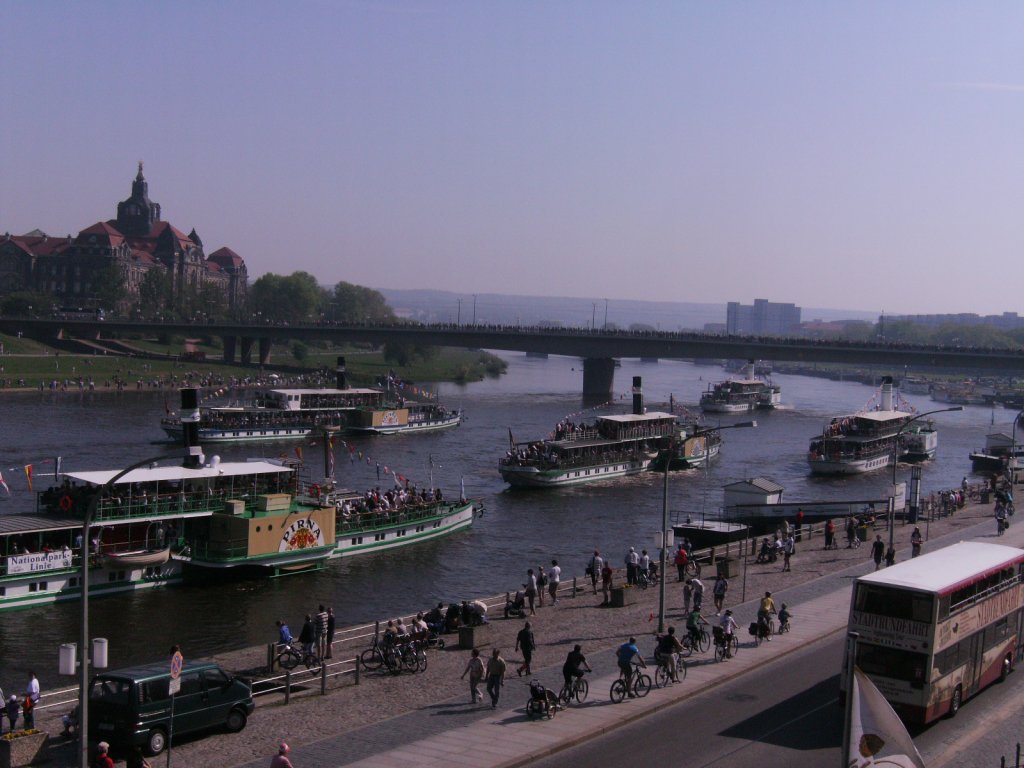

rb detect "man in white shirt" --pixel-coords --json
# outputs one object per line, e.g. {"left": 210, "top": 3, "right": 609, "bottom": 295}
{"left": 26, "top": 672, "right": 40, "bottom": 704}
{"left": 548, "top": 559, "right": 561, "bottom": 604}
{"left": 691, "top": 578, "right": 705, "bottom": 611}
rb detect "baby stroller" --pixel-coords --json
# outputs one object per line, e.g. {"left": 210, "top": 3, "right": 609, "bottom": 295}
{"left": 505, "top": 590, "right": 527, "bottom": 619}
{"left": 526, "top": 680, "right": 559, "bottom": 719}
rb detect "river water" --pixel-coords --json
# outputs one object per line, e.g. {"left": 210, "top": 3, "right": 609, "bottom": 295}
{"left": 0, "top": 355, "right": 1007, "bottom": 690}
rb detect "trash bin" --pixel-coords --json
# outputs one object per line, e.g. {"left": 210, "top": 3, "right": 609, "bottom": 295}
{"left": 716, "top": 559, "right": 734, "bottom": 579}
{"left": 982, "top": 490, "right": 991, "bottom": 504}
{"left": 856, "top": 527, "right": 869, "bottom": 542}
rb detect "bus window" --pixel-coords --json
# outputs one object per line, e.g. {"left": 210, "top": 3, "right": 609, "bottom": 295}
{"left": 855, "top": 584, "right": 933, "bottom": 623}
{"left": 857, "top": 643, "right": 927, "bottom": 687}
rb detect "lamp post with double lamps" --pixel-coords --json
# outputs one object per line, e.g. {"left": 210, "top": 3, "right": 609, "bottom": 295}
{"left": 889, "top": 407, "right": 963, "bottom": 552}
{"left": 657, "top": 421, "right": 757, "bottom": 634}
{"left": 1011, "top": 409, "right": 1024, "bottom": 486}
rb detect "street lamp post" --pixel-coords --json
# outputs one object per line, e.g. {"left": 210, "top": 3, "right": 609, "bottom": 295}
{"left": 1011, "top": 409, "right": 1024, "bottom": 486}
{"left": 889, "top": 407, "right": 963, "bottom": 552}
{"left": 657, "top": 421, "right": 756, "bottom": 634}
{"left": 78, "top": 453, "right": 173, "bottom": 768}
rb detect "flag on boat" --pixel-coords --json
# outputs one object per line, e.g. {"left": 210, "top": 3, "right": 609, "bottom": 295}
{"left": 54, "top": 456, "right": 62, "bottom": 480}
{"left": 846, "top": 667, "right": 926, "bottom": 768}
{"left": 375, "top": 462, "right": 380, "bottom": 480}
{"left": 0, "top": 470, "right": 9, "bottom": 496}
{"left": 460, "top": 476, "right": 466, "bottom": 502}
{"left": 24, "top": 464, "right": 33, "bottom": 491}
{"left": 326, "top": 437, "right": 335, "bottom": 478}
{"left": 294, "top": 446, "right": 303, "bottom": 462}
{"left": 508, "top": 427, "right": 516, "bottom": 449}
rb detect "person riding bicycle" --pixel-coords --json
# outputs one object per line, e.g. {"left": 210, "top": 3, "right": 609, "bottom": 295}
{"left": 275, "top": 619, "right": 293, "bottom": 650}
{"left": 757, "top": 592, "right": 776, "bottom": 640}
{"left": 655, "top": 627, "right": 684, "bottom": 682}
{"left": 778, "top": 603, "right": 792, "bottom": 631}
{"left": 562, "top": 644, "right": 592, "bottom": 691}
{"left": 686, "top": 607, "right": 708, "bottom": 647}
{"left": 298, "top": 614, "right": 316, "bottom": 658}
{"left": 755, "top": 537, "right": 773, "bottom": 564}
{"left": 718, "top": 610, "right": 738, "bottom": 658}
{"left": 616, "top": 637, "right": 647, "bottom": 697}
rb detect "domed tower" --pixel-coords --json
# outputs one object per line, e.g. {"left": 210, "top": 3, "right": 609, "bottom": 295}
{"left": 115, "top": 161, "right": 162, "bottom": 237}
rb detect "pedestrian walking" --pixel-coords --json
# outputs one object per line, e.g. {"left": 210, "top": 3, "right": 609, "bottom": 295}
{"left": 536, "top": 565, "right": 548, "bottom": 607}
{"left": 824, "top": 519, "right": 836, "bottom": 550}
{"left": 486, "top": 648, "right": 507, "bottom": 709}
{"left": 325, "top": 607, "right": 336, "bottom": 659}
{"left": 846, "top": 516, "right": 857, "bottom": 548}
{"left": 683, "top": 579, "right": 693, "bottom": 614}
{"left": 461, "top": 648, "right": 485, "bottom": 704}
{"left": 524, "top": 568, "right": 538, "bottom": 615}
{"left": 782, "top": 534, "right": 794, "bottom": 572}
{"left": 94, "top": 742, "right": 115, "bottom": 768}
{"left": 795, "top": 508, "right": 805, "bottom": 542}
{"left": 885, "top": 545, "right": 896, "bottom": 568}
{"left": 5, "top": 696, "right": 17, "bottom": 733}
{"left": 674, "top": 545, "right": 688, "bottom": 581}
{"left": 515, "top": 621, "right": 536, "bottom": 676}
{"left": 21, "top": 695, "right": 33, "bottom": 730}
{"left": 712, "top": 574, "right": 728, "bottom": 615}
{"left": 625, "top": 547, "right": 640, "bottom": 584}
{"left": 910, "top": 527, "right": 923, "bottom": 557}
{"left": 588, "top": 550, "right": 603, "bottom": 594}
{"left": 269, "top": 741, "right": 294, "bottom": 768}
{"left": 871, "top": 535, "right": 885, "bottom": 570}
{"left": 315, "top": 605, "right": 329, "bottom": 660}
{"left": 548, "top": 559, "right": 561, "bottom": 604}
{"left": 691, "top": 577, "right": 705, "bottom": 611}
{"left": 600, "top": 562, "right": 613, "bottom": 605}
{"left": 126, "top": 745, "right": 153, "bottom": 768}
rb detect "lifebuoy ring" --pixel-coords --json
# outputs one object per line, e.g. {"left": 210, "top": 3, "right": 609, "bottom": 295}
{"left": 310, "top": 484, "right": 321, "bottom": 499}
{"left": 59, "top": 495, "right": 73, "bottom": 513}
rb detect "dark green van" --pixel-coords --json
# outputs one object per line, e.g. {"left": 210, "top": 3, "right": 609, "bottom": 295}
{"left": 88, "top": 660, "right": 254, "bottom": 756}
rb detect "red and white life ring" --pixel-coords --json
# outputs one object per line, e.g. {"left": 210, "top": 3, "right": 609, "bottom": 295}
{"left": 309, "top": 484, "right": 321, "bottom": 499}
{"left": 59, "top": 495, "right": 74, "bottom": 512}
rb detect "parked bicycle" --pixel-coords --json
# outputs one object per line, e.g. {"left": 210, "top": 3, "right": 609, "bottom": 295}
{"left": 637, "top": 564, "right": 660, "bottom": 590}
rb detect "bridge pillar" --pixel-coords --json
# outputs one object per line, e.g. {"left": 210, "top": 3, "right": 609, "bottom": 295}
{"left": 582, "top": 357, "right": 616, "bottom": 398}
{"left": 240, "top": 337, "right": 254, "bottom": 365}
{"left": 258, "top": 337, "right": 272, "bottom": 366}
{"left": 222, "top": 335, "right": 237, "bottom": 363}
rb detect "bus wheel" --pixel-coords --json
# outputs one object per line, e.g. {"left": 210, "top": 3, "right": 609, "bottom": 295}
{"left": 948, "top": 685, "right": 962, "bottom": 717}
{"left": 1000, "top": 654, "right": 1012, "bottom": 682}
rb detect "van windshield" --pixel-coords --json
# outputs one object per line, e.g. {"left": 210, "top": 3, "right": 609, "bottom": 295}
{"left": 89, "top": 678, "right": 132, "bottom": 706}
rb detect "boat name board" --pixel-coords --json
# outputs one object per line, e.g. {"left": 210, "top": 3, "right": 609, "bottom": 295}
{"left": 279, "top": 518, "right": 325, "bottom": 552}
{"left": 8, "top": 550, "right": 74, "bottom": 574}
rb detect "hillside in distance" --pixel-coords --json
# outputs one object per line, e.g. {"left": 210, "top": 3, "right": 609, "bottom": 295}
{"left": 378, "top": 288, "right": 876, "bottom": 332}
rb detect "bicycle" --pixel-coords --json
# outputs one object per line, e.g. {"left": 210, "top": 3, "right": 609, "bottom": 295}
{"left": 682, "top": 626, "right": 710, "bottom": 655}
{"left": 654, "top": 652, "right": 687, "bottom": 687}
{"left": 360, "top": 635, "right": 386, "bottom": 671}
{"left": 276, "top": 640, "right": 322, "bottom": 675}
{"left": 637, "top": 567, "right": 660, "bottom": 590}
{"left": 753, "top": 614, "right": 775, "bottom": 647}
{"left": 558, "top": 674, "right": 589, "bottom": 706}
{"left": 685, "top": 559, "right": 701, "bottom": 578}
{"left": 712, "top": 626, "right": 739, "bottom": 662}
{"left": 610, "top": 663, "right": 652, "bottom": 703}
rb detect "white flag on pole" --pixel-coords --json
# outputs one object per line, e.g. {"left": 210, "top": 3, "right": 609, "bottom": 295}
{"left": 847, "top": 668, "right": 926, "bottom": 768}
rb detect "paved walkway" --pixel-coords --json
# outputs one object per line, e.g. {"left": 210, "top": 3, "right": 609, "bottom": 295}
{"left": 235, "top": 514, "right": 1023, "bottom": 768}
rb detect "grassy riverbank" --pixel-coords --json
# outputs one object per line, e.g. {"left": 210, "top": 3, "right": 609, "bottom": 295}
{"left": 0, "top": 331, "right": 507, "bottom": 391}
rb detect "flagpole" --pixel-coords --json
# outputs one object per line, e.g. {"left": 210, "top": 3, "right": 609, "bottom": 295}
{"left": 841, "top": 631, "right": 859, "bottom": 767}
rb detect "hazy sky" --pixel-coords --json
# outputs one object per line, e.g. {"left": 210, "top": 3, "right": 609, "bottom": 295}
{"left": 3, "top": 2, "right": 1022, "bottom": 315}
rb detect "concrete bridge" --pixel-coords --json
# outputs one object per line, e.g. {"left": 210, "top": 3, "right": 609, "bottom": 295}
{"left": 2, "top": 317, "right": 1021, "bottom": 395}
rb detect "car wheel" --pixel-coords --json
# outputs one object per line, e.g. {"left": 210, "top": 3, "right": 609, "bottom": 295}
{"left": 225, "top": 708, "right": 248, "bottom": 733}
{"left": 146, "top": 728, "right": 167, "bottom": 756}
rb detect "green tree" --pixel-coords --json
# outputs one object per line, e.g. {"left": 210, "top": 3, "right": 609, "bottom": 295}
{"left": 1, "top": 291, "right": 50, "bottom": 317}
{"left": 138, "top": 269, "right": 172, "bottom": 317}
{"left": 93, "top": 263, "right": 127, "bottom": 312}
{"left": 249, "top": 271, "right": 325, "bottom": 324}
{"left": 330, "top": 281, "right": 395, "bottom": 323}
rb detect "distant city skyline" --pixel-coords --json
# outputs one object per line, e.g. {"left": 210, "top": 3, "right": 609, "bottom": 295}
{"left": 3, "top": 3, "right": 1023, "bottom": 315}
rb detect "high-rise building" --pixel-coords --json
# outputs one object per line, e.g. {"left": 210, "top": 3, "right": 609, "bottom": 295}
{"left": 726, "top": 299, "right": 801, "bottom": 335}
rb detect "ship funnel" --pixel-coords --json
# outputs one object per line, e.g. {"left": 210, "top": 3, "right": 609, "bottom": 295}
{"left": 880, "top": 376, "right": 894, "bottom": 411}
{"left": 632, "top": 376, "right": 644, "bottom": 415}
{"left": 336, "top": 356, "right": 347, "bottom": 389}
{"left": 180, "top": 388, "right": 204, "bottom": 468}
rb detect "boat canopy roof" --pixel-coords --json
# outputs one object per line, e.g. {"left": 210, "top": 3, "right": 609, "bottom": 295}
{"left": 63, "top": 460, "right": 292, "bottom": 487}
{"left": 269, "top": 387, "right": 381, "bottom": 396}
{"left": 0, "top": 513, "right": 81, "bottom": 536}
{"left": 857, "top": 541, "right": 1024, "bottom": 594}
{"left": 597, "top": 411, "right": 676, "bottom": 424}
{"left": 856, "top": 410, "right": 913, "bottom": 422}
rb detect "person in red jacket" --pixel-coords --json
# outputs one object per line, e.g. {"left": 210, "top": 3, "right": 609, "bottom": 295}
{"left": 93, "top": 742, "right": 115, "bottom": 768}
{"left": 270, "top": 741, "right": 295, "bottom": 768}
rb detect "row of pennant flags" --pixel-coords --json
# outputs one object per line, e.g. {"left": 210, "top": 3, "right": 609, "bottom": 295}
{"left": 287, "top": 439, "right": 433, "bottom": 490}
{"left": 0, "top": 457, "right": 60, "bottom": 496}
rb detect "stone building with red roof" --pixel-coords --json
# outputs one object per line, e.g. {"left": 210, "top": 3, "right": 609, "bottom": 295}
{"left": 0, "top": 163, "right": 247, "bottom": 314}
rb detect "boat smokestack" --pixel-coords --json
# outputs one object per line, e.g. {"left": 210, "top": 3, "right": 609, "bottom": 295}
{"left": 632, "top": 376, "right": 644, "bottom": 415}
{"left": 880, "top": 376, "right": 894, "bottom": 411}
{"left": 336, "top": 356, "right": 347, "bottom": 389}
{"left": 180, "top": 388, "right": 204, "bottom": 468}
